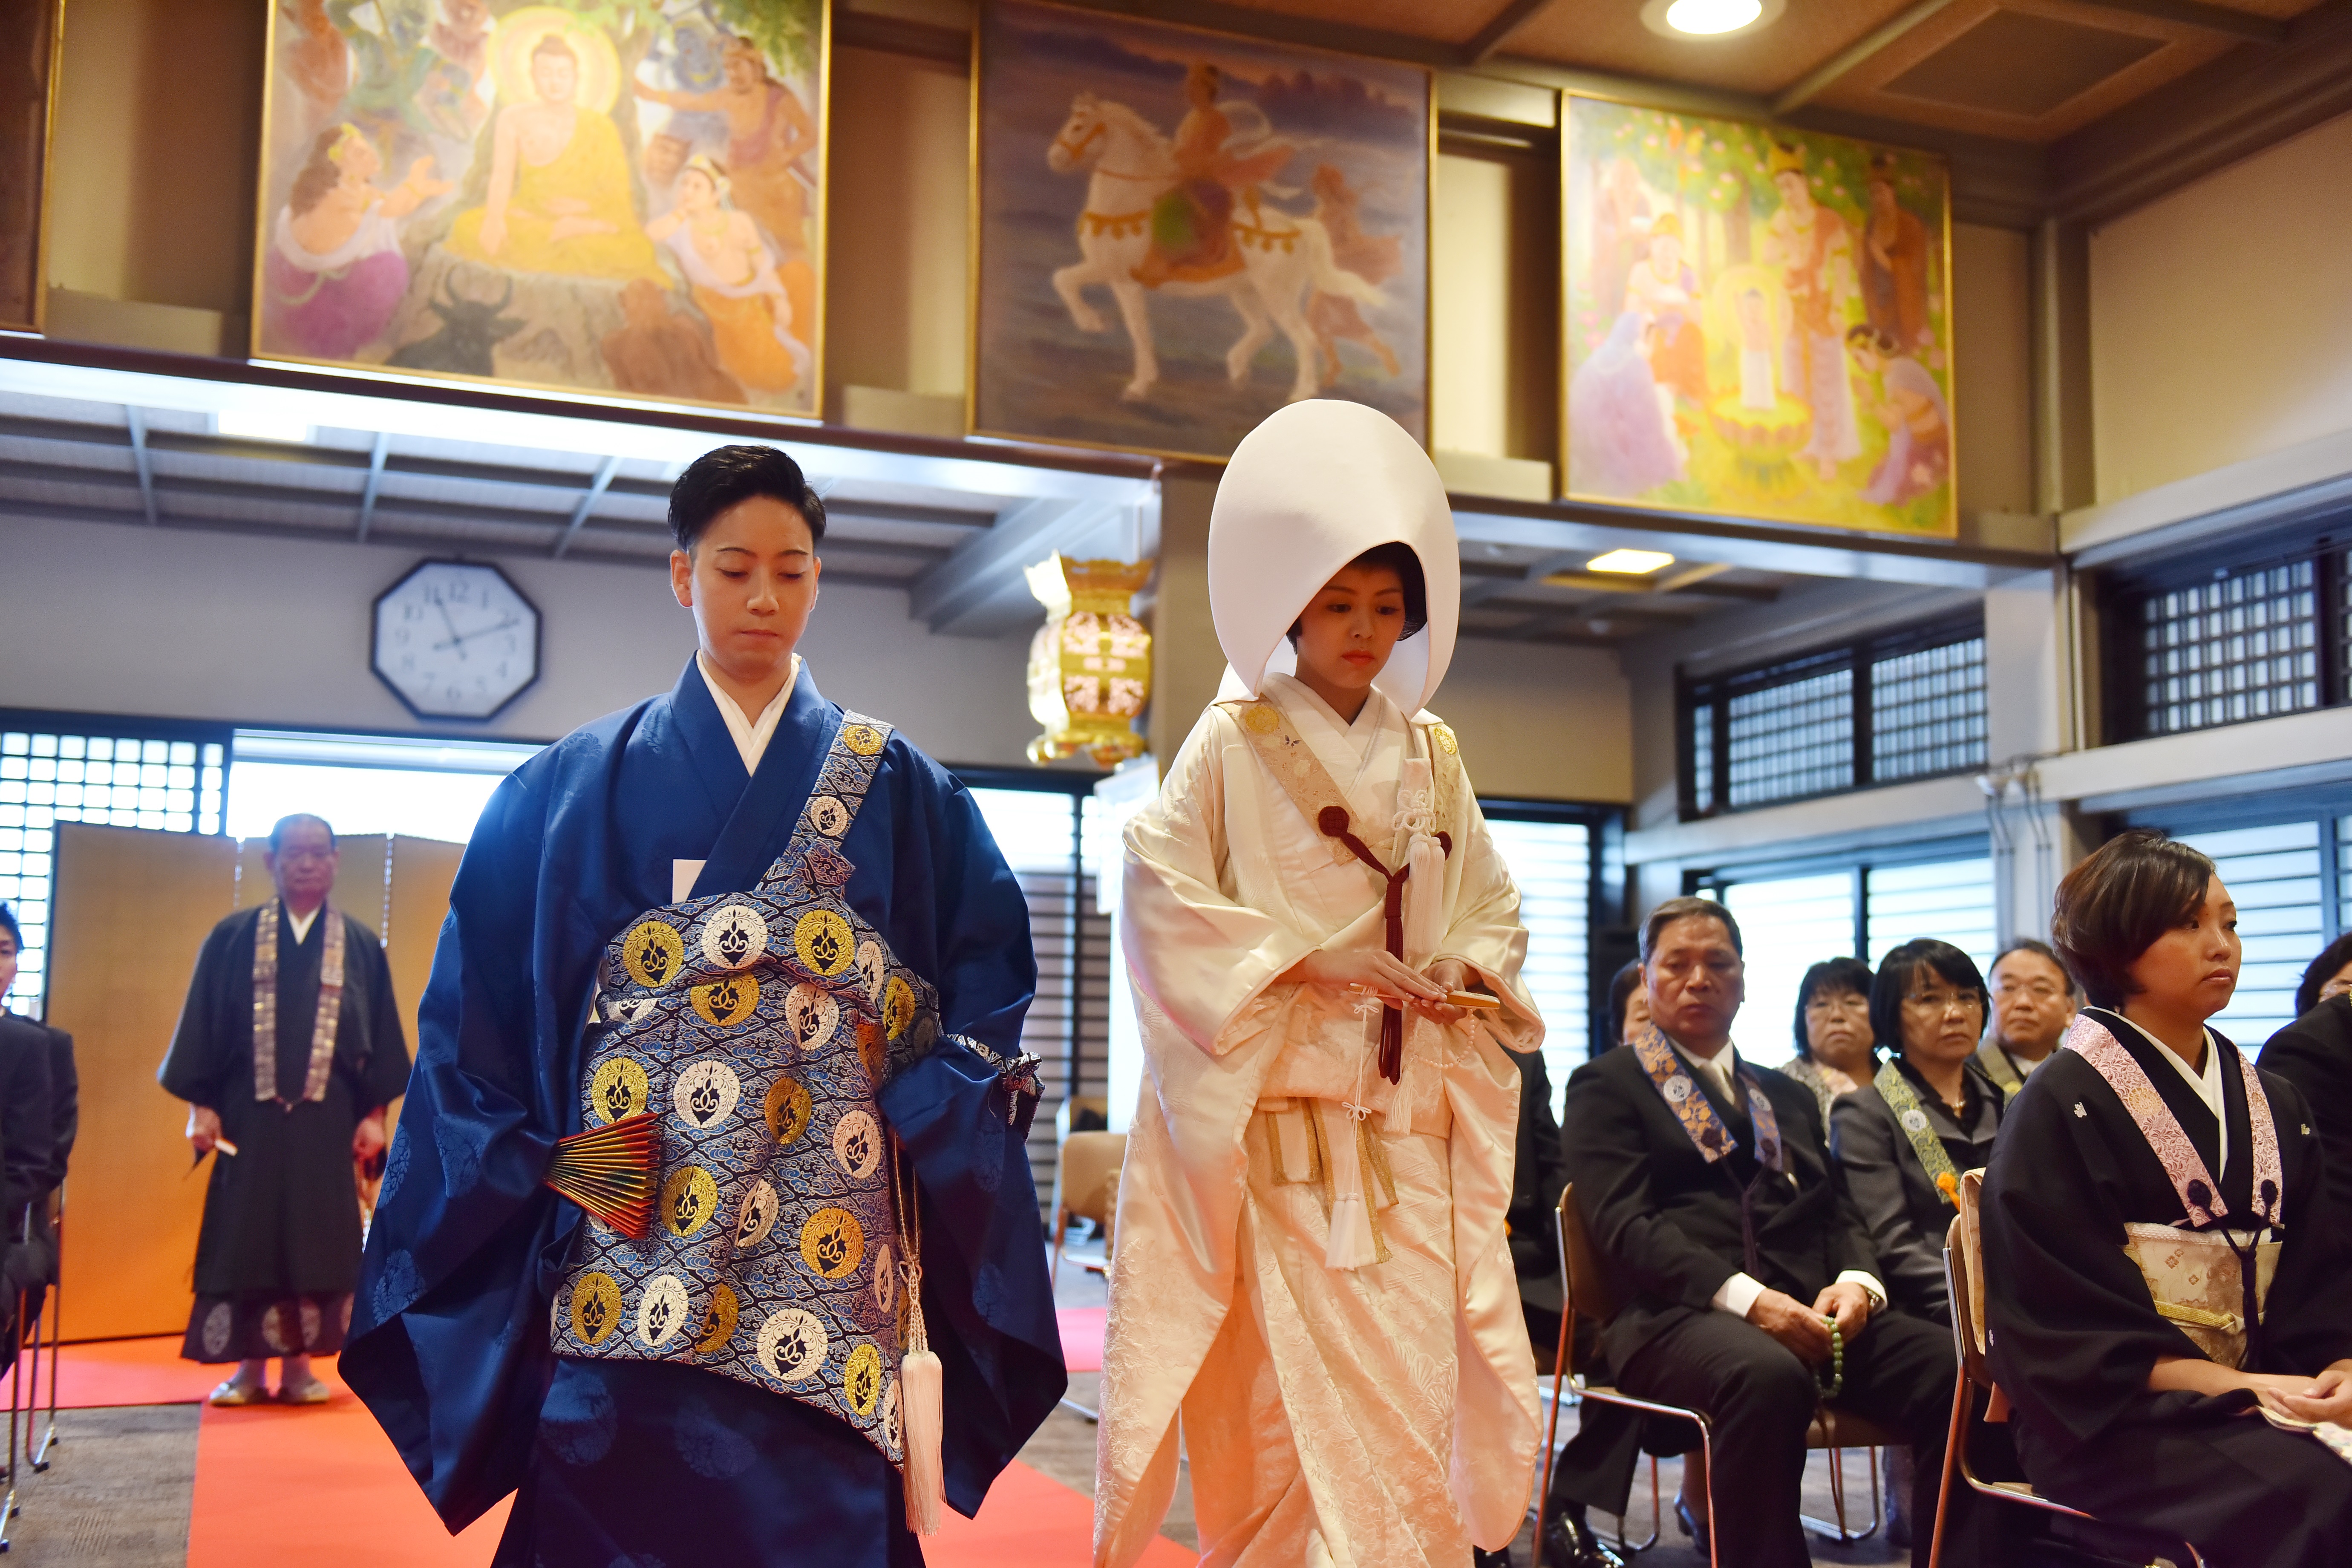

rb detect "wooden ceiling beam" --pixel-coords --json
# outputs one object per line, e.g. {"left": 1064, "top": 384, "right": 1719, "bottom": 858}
{"left": 1462, "top": 0, "right": 1561, "bottom": 66}
{"left": 2072, "top": 0, "right": 2289, "bottom": 45}
{"left": 1771, "top": 0, "right": 1958, "bottom": 116}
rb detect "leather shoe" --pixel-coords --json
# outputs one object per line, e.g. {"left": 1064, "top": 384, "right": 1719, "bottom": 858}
{"left": 1676, "top": 1496, "right": 1712, "bottom": 1556}
{"left": 1539, "top": 1511, "right": 1629, "bottom": 1568}
{"left": 1472, "top": 1548, "right": 1513, "bottom": 1568}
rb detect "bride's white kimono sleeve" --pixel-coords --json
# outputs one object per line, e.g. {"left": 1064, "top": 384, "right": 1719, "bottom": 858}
{"left": 1095, "top": 698, "right": 1543, "bottom": 1567}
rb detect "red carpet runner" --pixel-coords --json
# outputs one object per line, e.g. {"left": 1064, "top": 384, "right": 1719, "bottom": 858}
{"left": 41, "top": 1336, "right": 1187, "bottom": 1565}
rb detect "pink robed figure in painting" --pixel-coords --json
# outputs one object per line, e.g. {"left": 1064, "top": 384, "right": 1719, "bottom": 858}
{"left": 1095, "top": 401, "right": 1543, "bottom": 1568}
{"left": 265, "top": 124, "right": 449, "bottom": 361}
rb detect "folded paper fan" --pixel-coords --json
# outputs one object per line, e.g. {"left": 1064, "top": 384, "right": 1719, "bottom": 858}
{"left": 543, "top": 1111, "right": 659, "bottom": 1237}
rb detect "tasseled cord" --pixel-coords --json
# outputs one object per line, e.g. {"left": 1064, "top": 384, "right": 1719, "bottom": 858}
{"left": 899, "top": 1257, "right": 946, "bottom": 1535}
{"left": 1396, "top": 756, "right": 1447, "bottom": 962}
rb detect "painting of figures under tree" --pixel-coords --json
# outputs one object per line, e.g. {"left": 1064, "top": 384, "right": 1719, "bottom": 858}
{"left": 254, "top": 0, "right": 827, "bottom": 418}
{"left": 974, "top": 0, "right": 1429, "bottom": 461}
{"left": 1563, "top": 96, "right": 1955, "bottom": 539}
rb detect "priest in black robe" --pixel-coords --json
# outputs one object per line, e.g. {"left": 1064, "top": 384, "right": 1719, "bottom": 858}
{"left": 1983, "top": 829, "right": 2352, "bottom": 1567}
{"left": 159, "top": 814, "right": 412, "bottom": 1404}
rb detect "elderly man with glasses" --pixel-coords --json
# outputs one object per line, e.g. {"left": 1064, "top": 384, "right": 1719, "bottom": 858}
{"left": 1975, "top": 939, "right": 2078, "bottom": 1096}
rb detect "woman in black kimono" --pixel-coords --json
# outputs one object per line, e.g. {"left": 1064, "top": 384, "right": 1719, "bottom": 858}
{"left": 1832, "top": 940, "right": 2002, "bottom": 1325}
{"left": 1981, "top": 829, "right": 2352, "bottom": 1566}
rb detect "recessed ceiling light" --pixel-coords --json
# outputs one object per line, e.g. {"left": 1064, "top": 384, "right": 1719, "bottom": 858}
{"left": 1587, "top": 548, "right": 1676, "bottom": 575}
{"left": 1640, "top": 0, "right": 1784, "bottom": 40}
{"left": 214, "top": 409, "right": 313, "bottom": 444}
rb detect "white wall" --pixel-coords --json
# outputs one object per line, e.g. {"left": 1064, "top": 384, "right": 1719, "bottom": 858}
{"left": 2090, "top": 110, "right": 2352, "bottom": 506}
{"left": 1437, "top": 639, "right": 1632, "bottom": 804}
{"left": 0, "top": 513, "right": 1041, "bottom": 767}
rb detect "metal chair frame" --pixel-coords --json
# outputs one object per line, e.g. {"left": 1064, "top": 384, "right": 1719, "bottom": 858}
{"left": 1927, "top": 1174, "right": 2206, "bottom": 1568}
{"left": 1533, "top": 1184, "right": 1889, "bottom": 1566}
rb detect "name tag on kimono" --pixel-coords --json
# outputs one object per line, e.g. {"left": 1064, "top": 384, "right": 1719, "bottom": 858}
{"left": 672, "top": 860, "right": 706, "bottom": 902}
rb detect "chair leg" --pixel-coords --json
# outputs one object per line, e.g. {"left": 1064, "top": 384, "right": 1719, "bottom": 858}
{"left": 1926, "top": 1367, "right": 1971, "bottom": 1568}
{"left": 1049, "top": 1208, "right": 1068, "bottom": 1285}
{"left": 1531, "top": 1305, "right": 1576, "bottom": 1568}
{"left": 1601, "top": 1453, "right": 1663, "bottom": 1554}
{"left": 30, "top": 1287, "right": 53, "bottom": 1470}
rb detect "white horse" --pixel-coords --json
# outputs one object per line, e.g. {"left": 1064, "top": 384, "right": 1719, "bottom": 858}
{"left": 1045, "top": 92, "right": 1385, "bottom": 405}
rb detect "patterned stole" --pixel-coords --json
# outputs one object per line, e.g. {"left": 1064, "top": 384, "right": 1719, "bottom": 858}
{"left": 2067, "top": 1010, "right": 2283, "bottom": 1367}
{"left": 2065, "top": 1012, "right": 2281, "bottom": 1230}
{"left": 252, "top": 898, "right": 343, "bottom": 1107}
{"left": 1873, "top": 1059, "right": 1961, "bottom": 1207}
{"left": 1218, "top": 696, "right": 1456, "bottom": 1083}
{"left": 1630, "top": 1023, "right": 1787, "bottom": 1276}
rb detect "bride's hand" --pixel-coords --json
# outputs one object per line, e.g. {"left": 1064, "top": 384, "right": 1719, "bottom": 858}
{"left": 1283, "top": 948, "right": 1447, "bottom": 1006}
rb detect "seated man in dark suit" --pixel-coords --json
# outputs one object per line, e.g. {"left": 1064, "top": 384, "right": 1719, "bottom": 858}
{"left": 1558, "top": 896, "right": 1978, "bottom": 1568}
{"left": 0, "top": 904, "right": 56, "bottom": 1335}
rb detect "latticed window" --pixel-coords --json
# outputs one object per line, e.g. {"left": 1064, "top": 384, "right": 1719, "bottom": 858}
{"left": 0, "top": 715, "right": 231, "bottom": 1017}
{"left": 1680, "top": 621, "right": 1986, "bottom": 818}
{"left": 2103, "top": 530, "right": 2350, "bottom": 743}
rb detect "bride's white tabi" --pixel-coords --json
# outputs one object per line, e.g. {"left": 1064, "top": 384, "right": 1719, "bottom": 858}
{"left": 1095, "top": 401, "right": 1543, "bottom": 1568}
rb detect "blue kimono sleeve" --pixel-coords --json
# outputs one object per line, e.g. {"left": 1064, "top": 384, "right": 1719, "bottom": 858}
{"left": 341, "top": 760, "right": 589, "bottom": 1532}
{"left": 874, "top": 750, "right": 1067, "bottom": 1517}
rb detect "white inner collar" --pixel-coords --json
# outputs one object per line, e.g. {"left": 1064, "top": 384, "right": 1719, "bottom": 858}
{"left": 698, "top": 651, "right": 800, "bottom": 774}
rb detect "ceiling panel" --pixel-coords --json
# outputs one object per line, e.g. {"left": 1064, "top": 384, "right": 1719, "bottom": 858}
{"left": 1506, "top": 0, "right": 1924, "bottom": 97}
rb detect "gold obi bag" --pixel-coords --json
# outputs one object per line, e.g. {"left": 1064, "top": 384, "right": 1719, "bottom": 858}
{"left": 2119, "top": 1222, "right": 2280, "bottom": 1369}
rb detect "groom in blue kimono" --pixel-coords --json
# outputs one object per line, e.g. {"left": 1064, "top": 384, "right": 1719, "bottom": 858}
{"left": 344, "top": 444, "right": 1065, "bottom": 1565}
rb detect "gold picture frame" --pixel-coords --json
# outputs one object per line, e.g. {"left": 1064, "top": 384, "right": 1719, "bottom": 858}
{"left": 250, "top": 0, "right": 830, "bottom": 421}
{"left": 970, "top": 0, "right": 1433, "bottom": 464}
{"left": 0, "top": 0, "right": 65, "bottom": 333}
{"left": 1561, "top": 92, "right": 1958, "bottom": 539}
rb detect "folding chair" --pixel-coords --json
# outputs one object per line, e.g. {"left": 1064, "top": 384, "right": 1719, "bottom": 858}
{"left": 29, "top": 1185, "right": 58, "bottom": 1473}
{"left": 1533, "top": 1183, "right": 1894, "bottom": 1566}
{"left": 1927, "top": 1171, "right": 2205, "bottom": 1568}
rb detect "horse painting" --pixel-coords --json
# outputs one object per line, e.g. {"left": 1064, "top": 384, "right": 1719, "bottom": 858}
{"left": 1044, "top": 92, "right": 1385, "bottom": 406}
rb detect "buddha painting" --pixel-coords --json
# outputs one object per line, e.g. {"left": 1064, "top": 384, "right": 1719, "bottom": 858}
{"left": 445, "top": 29, "right": 666, "bottom": 284}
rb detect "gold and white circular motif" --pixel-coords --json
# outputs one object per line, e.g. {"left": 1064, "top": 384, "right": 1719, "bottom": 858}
{"left": 845, "top": 1342, "right": 885, "bottom": 1417}
{"left": 690, "top": 972, "right": 760, "bottom": 1029}
{"left": 570, "top": 1272, "right": 623, "bottom": 1346}
{"left": 1432, "top": 723, "right": 1458, "bottom": 755}
{"left": 800, "top": 1205, "right": 865, "bottom": 1280}
{"left": 833, "top": 1109, "right": 882, "bottom": 1181}
{"left": 758, "top": 1307, "right": 828, "bottom": 1383}
{"left": 842, "top": 723, "right": 885, "bottom": 757}
{"left": 590, "top": 1057, "right": 650, "bottom": 1124}
{"left": 622, "top": 921, "right": 686, "bottom": 988}
{"left": 700, "top": 903, "right": 769, "bottom": 971}
{"left": 673, "top": 1059, "right": 742, "bottom": 1130}
{"left": 661, "top": 1166, "right": 720, "bottom": 1238}
{"left": 637, "top": 1274, "right": 690, "bottom": 1348}
{"left": 881, "top": 1378, "right": 901, "bottom": 1451}
{"left": 856, "top": 940, "right": 887, "bottom": 1002}
{"left": 872, "top": 1241, "right": 896, "bottom": 1316}
{"left": 764, "top": 1074, "right": 813, "bottom": 1145}
{"left": 881, "top": 975, "right": 916, "bottom": 1041}
{"left": 806, "top": 796, "right": 851, "bottom": 837}
{"left": 734, "top": 1178, "right": 780, "bottom": 1250}
{"left": 794, "top": 909, "right": 854, "bottom": 977}
{"left": 1240, "top": 703, "right": 1280, "bottom": 735}
{"left": 784, "top": 983, "right": 839, "bottom": 1053}
{"left": 695, "top": 1283, "right": 740, "bottom": 1354}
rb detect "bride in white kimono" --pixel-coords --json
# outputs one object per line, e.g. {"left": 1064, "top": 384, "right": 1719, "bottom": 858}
{"left": 1095, "top": 401, "right": 1543, "bottom": 1568}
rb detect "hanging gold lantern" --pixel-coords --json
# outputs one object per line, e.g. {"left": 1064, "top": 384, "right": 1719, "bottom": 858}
{"left": 1023, "top": 553, "right": 1153, "bottom": 767}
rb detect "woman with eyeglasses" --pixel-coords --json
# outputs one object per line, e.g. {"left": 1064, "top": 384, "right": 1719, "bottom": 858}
{"left": 1778, "top": 956, "right": 1877, "bottom": 1123}
{"left": 1828, "top": 940, "right": 2003, "bottom": 1326}
{"left": 1980, "top": 830, "right": 2352, "bottom": 1564}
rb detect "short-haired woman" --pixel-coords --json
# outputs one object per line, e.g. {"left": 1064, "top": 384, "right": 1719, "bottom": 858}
{"left": 1829, "top": 940, "right": 2002, "bottom": 1324}
{"left": 1778, "top": 955, "right": 1876, "bottom": 1122}
{"left": 1605, "top": 957, "right": 1648, "bottom": 1049}
{"left": 1980, "top": 829, "right": 2352, "bottom": 1563}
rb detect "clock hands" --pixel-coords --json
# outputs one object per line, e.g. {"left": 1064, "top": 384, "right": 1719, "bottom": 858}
{"left": 431, "top": 616, "right": 522, "bottom": 654}
{"left": 432, "top": 597, "right": 467, "bottom": 662}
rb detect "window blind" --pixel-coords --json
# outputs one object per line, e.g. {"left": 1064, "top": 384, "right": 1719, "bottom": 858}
{"left": 1484, "top": 817, "right": 1593, "bottom": 1118}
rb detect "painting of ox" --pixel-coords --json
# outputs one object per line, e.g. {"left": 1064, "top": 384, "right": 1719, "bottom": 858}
{"left": 250, "top": 0, "right": 827, "bottom": 418}
{"left": 973, "top": 0, "right": 1429, "bottom": 461}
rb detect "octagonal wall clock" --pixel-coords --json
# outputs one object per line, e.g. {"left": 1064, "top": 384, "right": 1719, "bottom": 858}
{"left": 371, "top": 559, "right": 541, "bottom": 721}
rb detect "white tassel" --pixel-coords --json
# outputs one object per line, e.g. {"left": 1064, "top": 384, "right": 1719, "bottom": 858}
{"left": 1394, "top": 758, "right": 1446, "bottom": 962}
{"left": 1320, "top": 1101, "right": 1380, "bottom": 1270}
{"left": 900, "top": 1262, "right": 946, "bottom": 1536}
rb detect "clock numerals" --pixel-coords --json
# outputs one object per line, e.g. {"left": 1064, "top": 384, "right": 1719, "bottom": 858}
{"left": 372, "top": 561, "right": 540, "bottom": 720}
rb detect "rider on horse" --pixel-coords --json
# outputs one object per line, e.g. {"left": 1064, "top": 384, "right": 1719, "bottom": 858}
{"left": 1133, "top": 63, "right": 1293, "bottom": 288}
